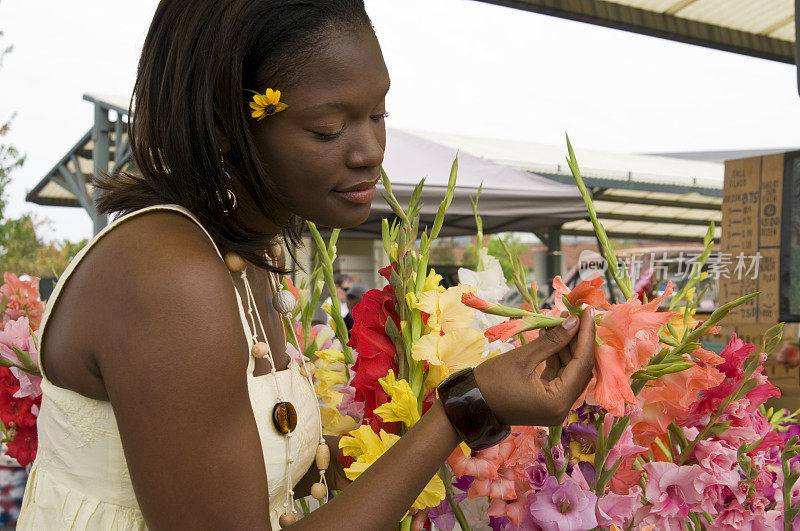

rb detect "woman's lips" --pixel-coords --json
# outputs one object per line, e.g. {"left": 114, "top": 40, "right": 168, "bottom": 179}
{"left": 333, "top": 184, "right": 377, "bottom": 204}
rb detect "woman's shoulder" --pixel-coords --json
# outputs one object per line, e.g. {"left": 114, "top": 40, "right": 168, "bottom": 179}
{"left": 89, "top": 208, "right": 234, "bottom": 314}
{"left": 44, "top": 208, "right": 245, "bottom": 396}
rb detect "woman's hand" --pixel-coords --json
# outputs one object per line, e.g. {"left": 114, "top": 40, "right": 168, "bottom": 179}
{"left": 472, "top": 309, "right": 596, "bottom": 427}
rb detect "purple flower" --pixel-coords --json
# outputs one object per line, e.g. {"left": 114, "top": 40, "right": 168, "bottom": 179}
{"left": 527, "top": 457, "right": 549, "bottom": 490}
{"left": 575, "top": 403, "right": 602, "bottom": 422}
{"left": 428, "top": 492, "right": 467, "bottom": 531}
{"left": 527, "top": 476, "right": 597, "bottom": 531}
{"left": 576, "top": 462, "right": 596, "bottom": 489}
{"left": 452, "top": 474, "right": 474, "bottom": 493}
{"left": 489, "top": 516, "right": 511, "bottom": 531}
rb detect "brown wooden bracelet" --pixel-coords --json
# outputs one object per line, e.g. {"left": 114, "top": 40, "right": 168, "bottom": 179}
{"left": 437, "top": 367, "right": 511, "bottom": 452}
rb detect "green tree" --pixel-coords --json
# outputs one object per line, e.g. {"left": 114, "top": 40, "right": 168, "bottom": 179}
{"left": 428, "top": 237, "right": 458, "bottom": 266}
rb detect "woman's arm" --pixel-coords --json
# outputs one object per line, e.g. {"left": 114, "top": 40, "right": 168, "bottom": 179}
{"left": 95, "top": 214, "right": 595, "bottom": 530}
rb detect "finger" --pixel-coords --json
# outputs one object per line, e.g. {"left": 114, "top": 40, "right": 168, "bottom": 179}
{"left": 558, "top": 346, "right": 570, "bottom": 367}
{"left": 541, "top": 352, "right": 559, "bottom": 381}
{"left": 525, "top": 314, "right": 580, "bottom": 366}
{"left": 559, "top": 308, "right": 596, "bottom": 392}
{"left": 411, "top": 508, "right": 429, "bottom": 531}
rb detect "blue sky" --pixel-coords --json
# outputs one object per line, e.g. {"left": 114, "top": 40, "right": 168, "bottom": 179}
{"left": 1, "top": 0, "right": 799, "bottom": 242}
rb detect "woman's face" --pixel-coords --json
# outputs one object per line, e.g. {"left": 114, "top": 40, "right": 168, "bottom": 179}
{"left": 249, "top": 27, "right": 390, "bottom": 230}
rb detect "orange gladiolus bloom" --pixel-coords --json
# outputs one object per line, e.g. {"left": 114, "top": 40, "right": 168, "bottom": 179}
{"left": 587, "top": 283, "right": 678, "bottom": 416}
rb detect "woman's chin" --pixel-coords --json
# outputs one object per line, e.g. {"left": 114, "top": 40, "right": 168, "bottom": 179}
{"left": 310, "top": 203, "right": 372, "bottom": 230}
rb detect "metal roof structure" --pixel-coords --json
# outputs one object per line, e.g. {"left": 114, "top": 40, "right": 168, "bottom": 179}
{"left": 26, "top": 94, "right": 131, "bottom": 234}
{"left": 408, "top": 130, "right": 723, "bottom": 243}
{"left": 473, "top": 0, "right": 796, "bottom": 64}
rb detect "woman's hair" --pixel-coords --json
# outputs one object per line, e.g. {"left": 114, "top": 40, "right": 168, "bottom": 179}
{"left": 94, "top": 0, "right": 373, "bottom": 271}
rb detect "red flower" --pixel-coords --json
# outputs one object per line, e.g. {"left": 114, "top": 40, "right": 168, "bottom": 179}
{"left": 553, "top": 274, "right": 611, "bottom": 311}
{"left": 347, "top": 285, "right": 401, "bottom": 434}
{"left": 284, "top": 278, "right": 300, "bottom": 300}
{"left": 378, "top": 262, "right": 398, "bottom": 282}
{"left": 6, "top": 422, "right": 37, "bottom": 466}
{"left": 485, "top": 320, "right": 529, "bottom": 343}
{"left": 461, "top": 292, "right": 494, "bottom": 312}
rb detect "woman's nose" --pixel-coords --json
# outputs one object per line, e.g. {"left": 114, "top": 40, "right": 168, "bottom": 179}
{"left": 346, "top": 122, "right": 385, "bottom": 170}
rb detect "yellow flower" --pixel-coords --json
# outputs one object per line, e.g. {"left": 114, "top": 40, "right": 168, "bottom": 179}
{"left": 249, "top": 88, "right": 288, "bottom": 120}
{"left": 340, "top": 426, "right": 446, "bottom": 510}
{"left": 373, "top": 371, "right": 420, "bottom": 427}
{"left": 569, "top": 439, "right": 596, "bottom": 465}
{"left": 315, "top": 348, "right": 344, "bottom": 365}
{"left": 320, "top": 301, "right": 333, "bottom": 315}
{"left": 321, "top": 407, "right": 359, "bottom": 436}
{"left": 412, "top": 327, "right": 485, "bottom": 370}
{"left": 423, "top": 269, "right": 446, "bottom": 294}
{"left": 414, "top": 285, "right": 476, "bottom": 333}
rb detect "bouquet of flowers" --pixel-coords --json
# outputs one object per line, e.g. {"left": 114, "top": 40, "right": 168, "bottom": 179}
{"left": 0, "top": 273, "right": 44, "bottom": 467}
{"left": 291, "top": 136, "right": 800, "bottom": 530}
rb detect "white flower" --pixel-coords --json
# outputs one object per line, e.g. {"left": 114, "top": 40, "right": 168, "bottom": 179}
{"left": 457, "top": 249, "right": 509, "bottom": 303}
{"left": 458, "top": 249, "right": 511, "bottom": 333}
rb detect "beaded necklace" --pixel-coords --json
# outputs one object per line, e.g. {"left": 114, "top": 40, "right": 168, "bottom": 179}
{"left": 224, "top": 243, "right": 329, "bottom": 528}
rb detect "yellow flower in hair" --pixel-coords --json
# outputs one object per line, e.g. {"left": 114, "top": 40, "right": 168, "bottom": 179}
{"left": 249, "top": 88, "right": 288, "bottom": 120}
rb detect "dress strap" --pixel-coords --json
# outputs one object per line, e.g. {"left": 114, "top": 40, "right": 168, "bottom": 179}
{"left": 37, "top": 204, "right": 254, "bottom": 381}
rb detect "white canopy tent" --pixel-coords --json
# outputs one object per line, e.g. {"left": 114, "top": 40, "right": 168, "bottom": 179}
{"left": 341, "top": 128, "right": 588, "bottom": 239}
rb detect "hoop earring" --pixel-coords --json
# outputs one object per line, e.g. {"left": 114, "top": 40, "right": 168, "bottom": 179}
{"left": 217, "top": 155, "right": 238, "bottom": 216}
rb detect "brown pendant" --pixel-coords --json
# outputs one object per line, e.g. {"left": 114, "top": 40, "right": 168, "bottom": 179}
{"left": 272, "top": 401, "right": 297, "bottom": 434}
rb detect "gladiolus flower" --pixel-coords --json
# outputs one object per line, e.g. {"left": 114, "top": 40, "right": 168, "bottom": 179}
{"left": 373, "top": 370, "right": 420, "bottom": 428}
{"left": 527, "top": 476, "right": 598, "bottom": 531}
{"left": 553, "top": 274, "right": 610, "bottom": 311}
{"left": 340, "top": 425, "right": 445, "bottom": 510}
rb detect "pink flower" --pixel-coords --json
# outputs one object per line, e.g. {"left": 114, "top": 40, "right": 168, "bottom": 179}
{"left": 0, "top": 317, "right": 41, "bottom": 398}
{"left": 642, "top": 462, "right": 710, "bottom": 518}
{"left": 489, "top": 490, "right": 533, "bottom": 528}
{"left": 692, "top": 439, "right": 738, "bottom": 476}
{"left": 505, "top": 426, "right": 543, "bottom": 469}
{"left": 710, "top": 499, "right": 755, "bottom": 530}
{"left": 604, "top": 412, "right": 646, "bottom": 468}
{"left": 527, "top": 476, "right": 597, "bottom": 531}
{"left": 1, "top": 273, "right": 45, "bottom": 331}
{"left": 596, "top": 486, "right": 643, "bottom": 528}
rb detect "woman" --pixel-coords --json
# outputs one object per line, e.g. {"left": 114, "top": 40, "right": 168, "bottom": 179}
{"left": 18, "top": 1, "right": 597, "bottom": 529}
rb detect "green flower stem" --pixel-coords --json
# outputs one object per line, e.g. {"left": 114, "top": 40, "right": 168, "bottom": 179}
{"left": 565, "top": 134, "right": 632, "bottom": 300}
{"left": 499, "top": 238, "right": 539, "bottom": 312}
{"left": 669, "top": 223, "right": 715, "bottom": 312}
{"left": 440, "top": 466, "right": 471, "bottom": 531}
{"left": 307, "top": 222, "right": 354, "bottom": 366}
{"left": 399, "top": 514, "right": 412, "bottom": 531}
{"left": 543, "top": 425, "right": 567, "bottom": 482}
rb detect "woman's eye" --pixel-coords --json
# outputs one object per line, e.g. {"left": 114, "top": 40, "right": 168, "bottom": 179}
{"left": 371, "top": 111, "right": 390, "bottom": 121}
{"left": 310, "top": 128, "right": 344, "bottom": 141}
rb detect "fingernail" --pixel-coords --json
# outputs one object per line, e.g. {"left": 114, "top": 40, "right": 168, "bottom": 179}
{"left": 562, "top": 315, "right": 579, "bottom": 330}
{"left": 588, "top": 308, "right": 595, "bottom": 319}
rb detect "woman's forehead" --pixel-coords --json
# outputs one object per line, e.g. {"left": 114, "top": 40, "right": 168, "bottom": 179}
{"left": 286, "top": 29, "right": 390, "bottom": 108}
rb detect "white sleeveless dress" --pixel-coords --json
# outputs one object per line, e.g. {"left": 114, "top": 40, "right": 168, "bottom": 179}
{"left": 17, "top": 204, "right": 321, "bottom": 529}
